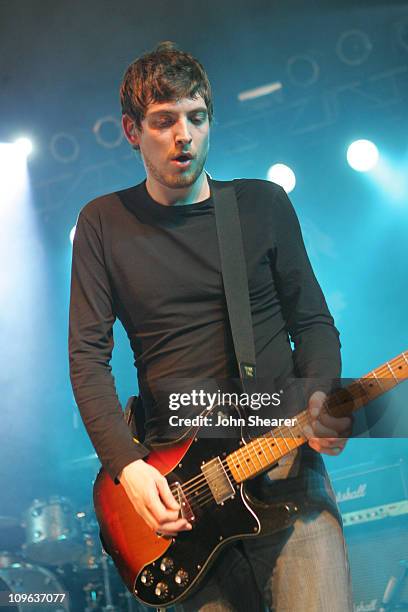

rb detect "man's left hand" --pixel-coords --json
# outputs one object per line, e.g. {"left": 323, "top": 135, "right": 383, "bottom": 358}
{"left": 304, "top": 390, "right": 352, "bottom": 456}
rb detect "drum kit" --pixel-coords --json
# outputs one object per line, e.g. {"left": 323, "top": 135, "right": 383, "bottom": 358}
{"left": 0, "top": 495, "right": 145, "bottom": 612}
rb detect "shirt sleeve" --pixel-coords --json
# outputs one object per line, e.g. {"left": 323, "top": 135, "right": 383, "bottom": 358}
{"left": 68, "top": 208, "right": 149, "bottom": 482}
{"left": 269, "top": 185, "right": 342, "bottom": 389}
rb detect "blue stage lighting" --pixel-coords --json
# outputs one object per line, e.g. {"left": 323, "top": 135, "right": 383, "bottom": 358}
{"left": 70, "top": 225, "right": 77, "bottom": 245}
{"left": 267, "top": 163, "right": 296, "bottom": 193}
{"left": 14, "top": 137, "right": 33, "bottom": 157}
{"left": 347, "top": 139, "right": 379, "bottom": 172}
{"left": 0, "top": 143, "right": 29, "bottom": 194}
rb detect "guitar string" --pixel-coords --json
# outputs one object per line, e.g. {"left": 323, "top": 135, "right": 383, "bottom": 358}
{"left": 167, "top": 360, "right": 400, "bottom": 499}
{"left": 169, "top": 430, "right": 302, "bottom": 502}
{"left": 169, "top": 410, "right": 310, "bottom": 494}
{"left": 168, "top": 360, "right": 408, "bottom": 506}
{"left": 175, "top": 432, "right": 306, "bottom": 509}
{"left": 178, "top": 385, "right": 382, "bottom": 508}
{"left": 169, "top": 389, "right": 331, "bottom": 497}
{"left": 191, "top": 366, "right": 408, "bottom": 512}
{"left": 168, "top": 427, "right": 302, "bottom": 500}
{"left": 167, "top": 384, "right": 365, "bottom": 500}
{"left": 168, "top": 410, "right": 312, "bottom": 499}
{"left": 193, "top": 358, "right": 408, "bottom": 510}
{"left": 175, "top": 418, "right": 344, "bottom": 510}
{"left": 169, "top": 384, "right": 372, "bottom": 506}
{"left": 168, "top": 415, "right": 311, "bottom": 506}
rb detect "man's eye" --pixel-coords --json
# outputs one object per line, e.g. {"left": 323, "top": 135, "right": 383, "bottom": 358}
{"left": 156, "top": 120, "right": 172, "bottom": 128}
{"left": 190, "top": 116, "right": 206, "bottom": 125}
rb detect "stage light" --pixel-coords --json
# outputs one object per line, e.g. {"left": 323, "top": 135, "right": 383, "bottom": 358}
{"left": 70, "top": 225, "right": 76, "bottom": 244}
{"left": 369, "top": 156, "right": 407, "bottom": 204}
{"left": 0, "top": 143, "right": 29, "bottom": 195}
{"left": 14, "top": 137, "right": 33, "bottom": 157}
{"left": 267, "top": 163, "right": 296, "bottom": 193}
{"left": 347, "top": 140, "right": 379, "bottom": 172}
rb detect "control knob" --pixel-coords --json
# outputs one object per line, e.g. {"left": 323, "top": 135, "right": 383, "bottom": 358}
{"left": 175, "top": 569, "right": 189, "bottom": 587}
{"left": 160, "top": 557, "right": 174, "bottom": 574}
{"left": 155, "top": 582, "right": 169, "bottom": 599}
{"left": 140, "top": 569, "right": 154, "bottom": 586}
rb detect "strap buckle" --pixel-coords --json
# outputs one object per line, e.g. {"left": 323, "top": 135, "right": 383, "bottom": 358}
{"left": 239, "top": 362, "right": 256, "bottom": 380}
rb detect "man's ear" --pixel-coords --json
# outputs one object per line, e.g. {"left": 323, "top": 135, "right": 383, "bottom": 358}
{"left": 122, "top": 114, "right": 140, "bottom": 149}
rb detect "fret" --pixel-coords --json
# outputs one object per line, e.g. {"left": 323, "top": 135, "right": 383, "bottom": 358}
{"left": 265, "top": 435, "right": 279, "bottom": 461}
{"left": 233, "top": 449, "right": 250, "bottom": 479}
{"left": 255, "top": 437, "right": 269, "bottom": 466}
{"left": 357, "top": 378, "right": 369, "bottom": 396}
{"left": 281, "top": 430, "right": 291, "bottom": 452}
{"left": 274, "top": 425, "right": 292, "bottom": 453}
{"left": 296, "top": 410, "right": 309, "bottom": 433}
{"left": 386, "top": 361, "right": 399, "bottom": 383}
{"left": 282, "top": 423, "right": 305, "bottom": 449}
{"left": 352, "top": 379, "right": 382, "bottom": 411}
{"left": 226, "top": 350, "right": 408, "bottom": 484}
{"left": 291, "top": 422, "right": 305, "bottom": 442}
{"left": 262, "top": 435, "right": 279, "bottom": 463}
{"left": 328, "top": 392, "right": 341, "bottom": 411}
{"left": 288, "top": 424, "right": 303, "bottom": 450}
{"left": 371, "top": 370, "right": 383, "bottom": 390}
{"left": 251, "top": 439, "right": 265, "bottom": 471}
{"left": 297, "top": 411, "right": 313, "bottom": 439}
{"left": 327, "top": 388, "right": 355, "bottom": 417}
{"left": 240, "top": 446, "right": 255, "bottom": 476}
{"left": 287, "top": 429, "right": 299, "bottom": 450}
{"left": 393, "top": 355, "right": 408, "bottom": 373}
{"left": 272, "top": 435, "right": 286, "bottom": 459}
{"left": 287, "top": 425, "right": 297, "bottom": 442}
{"left": 354, "top": 379, "right": 370, "bottom": 406}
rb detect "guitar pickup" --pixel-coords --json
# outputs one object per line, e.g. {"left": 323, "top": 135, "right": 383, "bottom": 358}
{"left": 201, "top": 457, "right": 235, "bottom": 504}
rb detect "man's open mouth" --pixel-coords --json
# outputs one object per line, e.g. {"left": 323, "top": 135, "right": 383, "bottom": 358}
{"left": 172, "top": 154, "right": 194, "bottom": 167}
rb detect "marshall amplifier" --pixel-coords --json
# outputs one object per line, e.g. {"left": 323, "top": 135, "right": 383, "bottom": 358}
{"left": 343, "top": 509, "right": 408, "bottom": 612}
{"left": 331, "top": 460, "right": 408, "bottom": 514}
{"left": 331, "top": 460, "right": 408, "bottom": 611}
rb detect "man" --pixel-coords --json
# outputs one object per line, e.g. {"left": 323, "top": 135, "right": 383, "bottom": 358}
{"left": 69, "top": 42, "right": 353, "bottom": 611}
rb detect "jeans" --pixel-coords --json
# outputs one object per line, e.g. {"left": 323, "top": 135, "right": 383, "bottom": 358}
{"left": 172, "top": 509, "right": 353, "bottom": 612}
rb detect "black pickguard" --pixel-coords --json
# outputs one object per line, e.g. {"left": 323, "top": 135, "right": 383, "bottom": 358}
{"left": 134, "top": 404, "right": 299, "bottom": 607}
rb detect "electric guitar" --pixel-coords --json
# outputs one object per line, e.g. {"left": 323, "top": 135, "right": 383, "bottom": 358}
{"left": 93, "top": 351, "right": 408, "bottom": 607}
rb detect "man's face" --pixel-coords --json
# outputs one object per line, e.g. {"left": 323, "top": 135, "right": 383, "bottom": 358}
{"left": 123, "top": 95, "right": 210, "bottom": 190}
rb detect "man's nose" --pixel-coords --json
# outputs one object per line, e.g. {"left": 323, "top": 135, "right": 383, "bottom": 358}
{"left": 175, "top": 119, "right": 192, "bottom": 145}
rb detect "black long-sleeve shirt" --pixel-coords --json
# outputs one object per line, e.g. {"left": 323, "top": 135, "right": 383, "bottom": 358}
{"left": 69, "top": 177, "right": 341, "bottom": 483}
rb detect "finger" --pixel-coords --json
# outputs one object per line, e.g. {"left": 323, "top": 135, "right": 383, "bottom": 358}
{"left": 308, "top": 440, "right": 336, "bottom": 455}
{"left": 145, "top": 490, "right": 180, "bottom": 524}
{"left": 322, "top": 446, "right": 345, "bottom": 456}
{"left": 318, "top": 412, "right": 352, "bottom": 434}
{"left": 310, "top": 437, "right": 347, "bottom": 449}
{"left": 310, "top": 420, "right": 338, "bottom": 437}
{"left": 147, "top": 501, "right": 180, "bottom": 525}
{"left": 156, "top": 476, "right": 180, "bottom": 512}
{"left": 157, "top": 518, "right": 192, "bottom": 535}
{"left": 307, "top": 391, "right": 327, "bottom": 418}
{"left": 303, "top": 421, "right": 337, "bottom": 439}
{"left": 138, "top": 505, "right": 161, "bottom": 532}
{"left": 308, "top": 438, "right": 347, "bottom": 455}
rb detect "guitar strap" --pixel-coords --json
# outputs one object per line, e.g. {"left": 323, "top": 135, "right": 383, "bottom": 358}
{"left": 210, "top": 178, "right": 257, "bottom": 389}
{"left": 125, "top": 177, "right": 257, "bottom": 442}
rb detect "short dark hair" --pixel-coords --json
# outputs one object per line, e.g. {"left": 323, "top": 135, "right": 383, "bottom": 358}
{"left": 120, "top": 41, "right": 213, "bottom": 129}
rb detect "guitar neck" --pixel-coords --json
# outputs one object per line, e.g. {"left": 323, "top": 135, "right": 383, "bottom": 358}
{"left": 226, "top": 351, "right": 408, "bottom": 484}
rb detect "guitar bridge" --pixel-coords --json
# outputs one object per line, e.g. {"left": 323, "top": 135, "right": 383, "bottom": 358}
{"left": 174, "top": 483, "right": 195, "bottom": 522}
{"left": 201, "top": 457, "right": 235, "bottom": 504}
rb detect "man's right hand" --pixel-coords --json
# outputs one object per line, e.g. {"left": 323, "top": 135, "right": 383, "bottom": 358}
{"left": 118, "top": 459, "right": 192, "bottom": 536}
